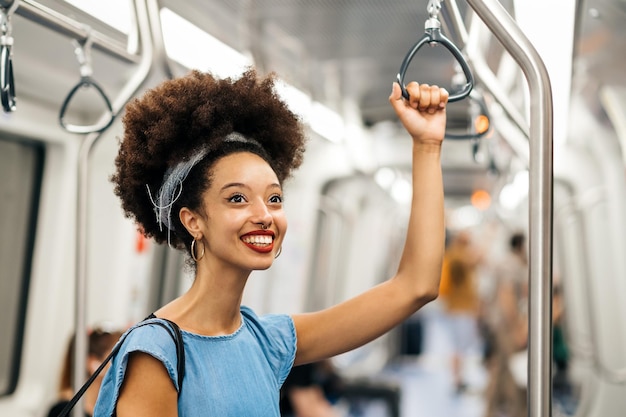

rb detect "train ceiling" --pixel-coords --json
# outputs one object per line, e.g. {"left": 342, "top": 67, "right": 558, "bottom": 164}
{"left": 8, "top": 0, "right": 626, "bottom": 199}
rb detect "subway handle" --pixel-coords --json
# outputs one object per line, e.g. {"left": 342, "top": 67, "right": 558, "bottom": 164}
{"left": 396, "top": 22, "right": 474, "bottom": 103}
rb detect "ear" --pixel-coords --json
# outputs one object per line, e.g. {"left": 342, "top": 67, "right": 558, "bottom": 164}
{"left": 179, "top": 207, "right": 204, "bottom": 238}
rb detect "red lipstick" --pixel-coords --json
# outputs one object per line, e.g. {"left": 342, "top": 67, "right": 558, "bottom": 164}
{"left": 241, "top": 230, "right": 275, "bottom": 253}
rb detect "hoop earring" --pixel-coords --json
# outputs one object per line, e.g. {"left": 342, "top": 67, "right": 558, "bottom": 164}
{"left": 191, "top": 238, "right": 205, "bottom": 262}
{"left": 274, "top": 247, "right": 282, "bottom": 259}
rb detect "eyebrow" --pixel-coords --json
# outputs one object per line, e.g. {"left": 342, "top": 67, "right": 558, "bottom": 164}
{"left": 220, "top": 182, "right": 282, "bottom": 192}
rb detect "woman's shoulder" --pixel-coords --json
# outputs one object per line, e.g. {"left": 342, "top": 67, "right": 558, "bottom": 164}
{"left": 240, "top": 306, "right": 296, "bottom": 352}
{"left": 111, "top": 318, "right": 183, "bottom": 382}
{"left": 93, "top": 319, "right": 182, "bottom": 416}
{"left": 240, "top": 305, "right": 294, "bottom": 332}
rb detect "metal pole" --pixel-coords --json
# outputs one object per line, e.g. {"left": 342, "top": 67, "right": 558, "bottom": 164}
{"left": 146, "top": 0, "right": 176, "bottom": 79}
{"left": 464, "top": 1, "right": 554, "bottom": 416}
{"left": 71, "top": 1, "right": 154, "bottom": 417}
{"left": 16, "top": 0, "right": 140, "bottom": 63}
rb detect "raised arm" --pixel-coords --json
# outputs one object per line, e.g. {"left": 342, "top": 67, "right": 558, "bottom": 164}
{"left": 293, "top": 82, "right": 448, "bottom": 365}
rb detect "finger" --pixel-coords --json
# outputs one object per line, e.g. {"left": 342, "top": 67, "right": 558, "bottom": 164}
{"left": 389, "top": 82, "right": 400, "bottom": 100}
{"left": 406, "top": 82, "right": 421, "bottom": 109}
{"left": 389, "top": 82, "right": 405, "bottom": 113}
{"left": 440, "top": 88, "right": 449, "bottom": 107}
{"left": 427, "top": 86, "right": 441, "bottom": 114}
{"left": 417, "top": 84, "right": 432, "bottom": 111}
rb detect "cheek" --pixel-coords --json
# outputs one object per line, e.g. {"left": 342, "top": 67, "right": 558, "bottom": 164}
{"left": 207, "top": 209, "right": 243, "bottom": 231}
{"left": 275, "top": 212, "right": 288, "bottom": 236}
{"left": 210, "top": 219, "right": 243, "bottom": 245}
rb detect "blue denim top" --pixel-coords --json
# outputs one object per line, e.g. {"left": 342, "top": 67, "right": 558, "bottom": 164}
{"left": 93, "top": 306, "right": 297, "bottom": 417}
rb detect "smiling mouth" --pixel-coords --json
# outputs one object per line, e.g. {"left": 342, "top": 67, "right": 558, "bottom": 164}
{"left": 241, "top": 235, "right": 274, "bottom": 253}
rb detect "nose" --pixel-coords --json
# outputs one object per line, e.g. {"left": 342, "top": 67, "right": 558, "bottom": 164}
{"left": 251, "top": 199, "right": 273, "bottom": 228}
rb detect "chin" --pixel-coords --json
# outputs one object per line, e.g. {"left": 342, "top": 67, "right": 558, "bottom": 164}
{"left": 254, "top": 262, "right": 273, "bottom": 271}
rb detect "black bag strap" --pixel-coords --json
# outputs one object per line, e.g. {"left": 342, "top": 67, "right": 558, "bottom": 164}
{"left": 57, "top": 314, "right": 185, "bottom": 417}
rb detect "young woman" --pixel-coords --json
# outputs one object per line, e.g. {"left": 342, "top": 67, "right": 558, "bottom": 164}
{"left": 93, "top": 69, "right": 448, "bottom": 416}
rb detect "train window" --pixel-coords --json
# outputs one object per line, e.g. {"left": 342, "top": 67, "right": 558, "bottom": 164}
{"left": 62, "top": 0, "right": 134, "bottom": 35}
{"left": 159, "top": 8, "right": 252, "bottom": 78}
{"left": 0, "top": 138, "right": 44, "bottom": 396}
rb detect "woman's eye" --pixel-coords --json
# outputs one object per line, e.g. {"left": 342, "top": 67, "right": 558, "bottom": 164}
{"left": 269, "top": 194, "right": 283, "bottom": 204}
{"left": 228, "top": 194, "right": 246, "bottom": 203}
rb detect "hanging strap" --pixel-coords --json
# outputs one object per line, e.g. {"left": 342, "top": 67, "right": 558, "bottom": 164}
{"left": 59, "top": 29, "right": 115, "bottom": 134}
{"left": 57, "top": 315, "right": 185, "bottom": 417}
{"left": 396, "top": 0, "right": 474, "bottom": 103}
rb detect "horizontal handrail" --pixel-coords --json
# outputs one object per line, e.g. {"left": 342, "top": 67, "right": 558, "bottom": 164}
{"left": 16, "top": 0, "right": 140, "bottom": 63}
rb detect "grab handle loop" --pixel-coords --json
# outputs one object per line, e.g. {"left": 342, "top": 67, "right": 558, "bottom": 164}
{"left": 396, "top": 0, "right": 473, "bottom": 103}
{"left": 59, "top": 30, "right": 114, "bottom": 134}
{"left": 0, "top": 0, "right": 18, "bottom": 112}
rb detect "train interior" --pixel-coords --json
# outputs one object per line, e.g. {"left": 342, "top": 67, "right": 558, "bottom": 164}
{"left": 1, "top": 0, "right": 626, "bottom": 416}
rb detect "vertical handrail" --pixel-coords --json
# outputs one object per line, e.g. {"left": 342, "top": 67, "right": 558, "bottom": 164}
{"left": 72, "top": 2, "right": 154, "bottom": 417}
{"left": 146, "top": 0, "right": 176, "bottom": 79}
{"left": 464, "top": 1, "right": 554, "bottom": 417}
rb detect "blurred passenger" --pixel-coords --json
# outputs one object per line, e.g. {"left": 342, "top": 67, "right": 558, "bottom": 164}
{"left": 552, "top": 279, "right": 577, "bottom": 415}
{"left": 439, "top": 229, "right": 483, "bottom": 393}
{"left": 495, "top": 232, "right": 529, "bottom": 345}
{"left": 484, "top": 232, "right": 529, "bottom": 417}
{"left": 46, "top": 327, "right": 124, "bottom": 417}
{"left": 280, "top": 360, "right": 343, "bottom": 417}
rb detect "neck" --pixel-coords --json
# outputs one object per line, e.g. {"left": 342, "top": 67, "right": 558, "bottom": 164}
{"left": 156, "top": 263, "right": 249, "bottom": 335}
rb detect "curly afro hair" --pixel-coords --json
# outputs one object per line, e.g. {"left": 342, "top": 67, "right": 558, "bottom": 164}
{"left": 111, "top": 69, "right": 307, "bottom": 249}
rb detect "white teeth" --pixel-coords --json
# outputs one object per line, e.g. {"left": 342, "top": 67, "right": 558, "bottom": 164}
{"left": 242, "top": 235, "right": 272, "bottom": 245}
